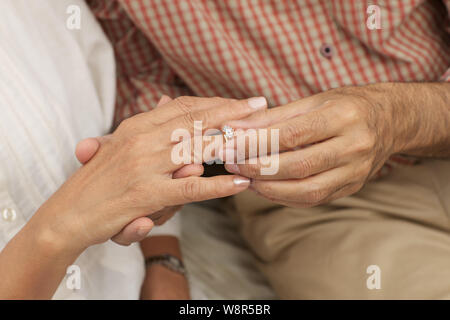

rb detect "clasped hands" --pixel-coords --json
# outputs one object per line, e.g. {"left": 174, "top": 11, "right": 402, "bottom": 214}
{"left": 71, "top": 85, "right": 397, "bottom": 247}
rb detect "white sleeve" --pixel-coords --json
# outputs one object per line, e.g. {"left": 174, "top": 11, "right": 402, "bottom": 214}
{"left": 148, "top": 211, "right": 181, "bottom": 238}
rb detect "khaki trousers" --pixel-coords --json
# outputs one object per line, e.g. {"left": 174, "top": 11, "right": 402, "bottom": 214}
{"left": 228, "top": 160, "right": 450, "bottom": 299}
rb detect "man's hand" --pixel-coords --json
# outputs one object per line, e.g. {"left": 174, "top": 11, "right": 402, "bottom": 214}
{"left": 223, "top": 83, "right": 450, "bottom": 207}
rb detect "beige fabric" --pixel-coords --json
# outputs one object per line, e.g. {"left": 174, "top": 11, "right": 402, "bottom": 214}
{"left": 229, "top": 160, "right": 450, "bottom": 299}
{"left": 180, "top": 201, "right": 276, "bottom": 299}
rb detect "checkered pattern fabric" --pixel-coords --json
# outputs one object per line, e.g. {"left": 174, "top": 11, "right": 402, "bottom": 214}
{"left": 87, "top": 0, "right": 450, "bottom": 170}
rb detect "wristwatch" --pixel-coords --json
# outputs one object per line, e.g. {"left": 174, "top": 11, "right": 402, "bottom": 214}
{"left": 145, "top": 254, "right": 187, "bottom": 276}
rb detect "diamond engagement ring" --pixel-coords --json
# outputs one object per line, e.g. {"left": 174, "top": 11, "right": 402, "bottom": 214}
{"left": 222, "top": 125, "right": 235, "bottom": 142}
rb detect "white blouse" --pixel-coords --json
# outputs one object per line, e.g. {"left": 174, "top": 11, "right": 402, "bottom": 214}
{"left": 0, "top": 0, "right": 178, "bottom": 299}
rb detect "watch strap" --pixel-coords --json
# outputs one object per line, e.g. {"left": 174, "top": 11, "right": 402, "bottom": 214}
{"left": 145, "top": 254, "right": 186, "bottom": 276}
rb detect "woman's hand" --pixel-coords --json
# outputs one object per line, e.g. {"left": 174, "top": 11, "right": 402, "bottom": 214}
{"left": 75, "top": 96, "right": 204, "bottom": 245}
{"left": 0, "top": 95, "right": 266, "bottom": 299}
{"left": 0, "top": 95, "right": 265, "bottom": 299}
{"left": 35, "top": 95, "right": 267, "bottom": 254}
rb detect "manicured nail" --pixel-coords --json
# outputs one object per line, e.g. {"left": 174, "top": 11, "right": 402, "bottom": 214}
{"left": 225, "top": 164, "right": 240, "bottom": 174}
{"left": 233, "top": 177, "right": 250, "bottom": 186}
{"left": 137, "top": 227, "right": 150, "bottom": 237}
{"left": 248, "top": 96, "right": 267, "bottom": 110}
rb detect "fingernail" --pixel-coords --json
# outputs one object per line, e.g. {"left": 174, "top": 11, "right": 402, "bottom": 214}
{"left": 137, "top": 227, "right": 150, "bottom": 237}
{"left": 225, "top": 163, "right": 240, "bottom": 174}
{"left": 248, "top": 96, "right": 267, "bottom": 110}
{"left": 233, "top": 177, "right": 250, "bottom": 186}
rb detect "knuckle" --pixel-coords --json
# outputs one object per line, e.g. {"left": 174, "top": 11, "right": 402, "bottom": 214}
{"left": 174, "top": 96, "right": 195, "bottom": 108}
{"left": 324, "top": 151, "right": 336, "bottom": 168}
{"left": 182, "top": 180, "right": 201, "bottom": 201}
{"left": 280, "top": 123, "right": 302, "bottom": 149}
{"left": 181, "top": 111, "right": 197, "bottom": 129}
{"left": 243, "top": 164, "right": 261, "bottom": 178}
{"left": 339, "top": 103, "right": 360, "bottom": 124}
{"left": 198, "top": 108, "right": 215, "bottom": 127}
{"left": 173, "top": 96, "right": 194, "bottom": 114}
{"left": 291, "top": 157, "right": 314, "bottom": 178}
{"left": 309, "top": 112, "right": 328, "bottom": 132}
{"left": 318, "top": 148, "right": 337, "bottom": 171}
{"left": 354, "top": 132, "right": 376, "bottom": 154}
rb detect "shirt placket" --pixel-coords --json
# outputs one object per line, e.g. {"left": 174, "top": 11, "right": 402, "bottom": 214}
{"left": 0, "top": 173, "right": 26, "bottom": 245}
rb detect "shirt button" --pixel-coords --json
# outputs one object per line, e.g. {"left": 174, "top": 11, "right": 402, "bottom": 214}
{"left": 2, "top": 207, "right": 17, "bottom": 222}
{"left": 320, "top": 44, "right": 333, "bottom": 59}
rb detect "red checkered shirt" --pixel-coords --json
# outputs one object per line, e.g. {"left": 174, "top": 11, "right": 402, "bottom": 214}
{"left": 87, "top": 0, "right": 450, "bottom": 171}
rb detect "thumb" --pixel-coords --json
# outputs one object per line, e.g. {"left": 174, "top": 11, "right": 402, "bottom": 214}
{"left": 111, "top": 217, "right": 154, "bottom": 246}
{"left": 75, "top": 137, "right": 100, "bottom": 164}
{"left": 156, "top": 95, "right": 172, "bottom": 107}
{"left": 75, "top": 135, "right": 112, "bottom": 164}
